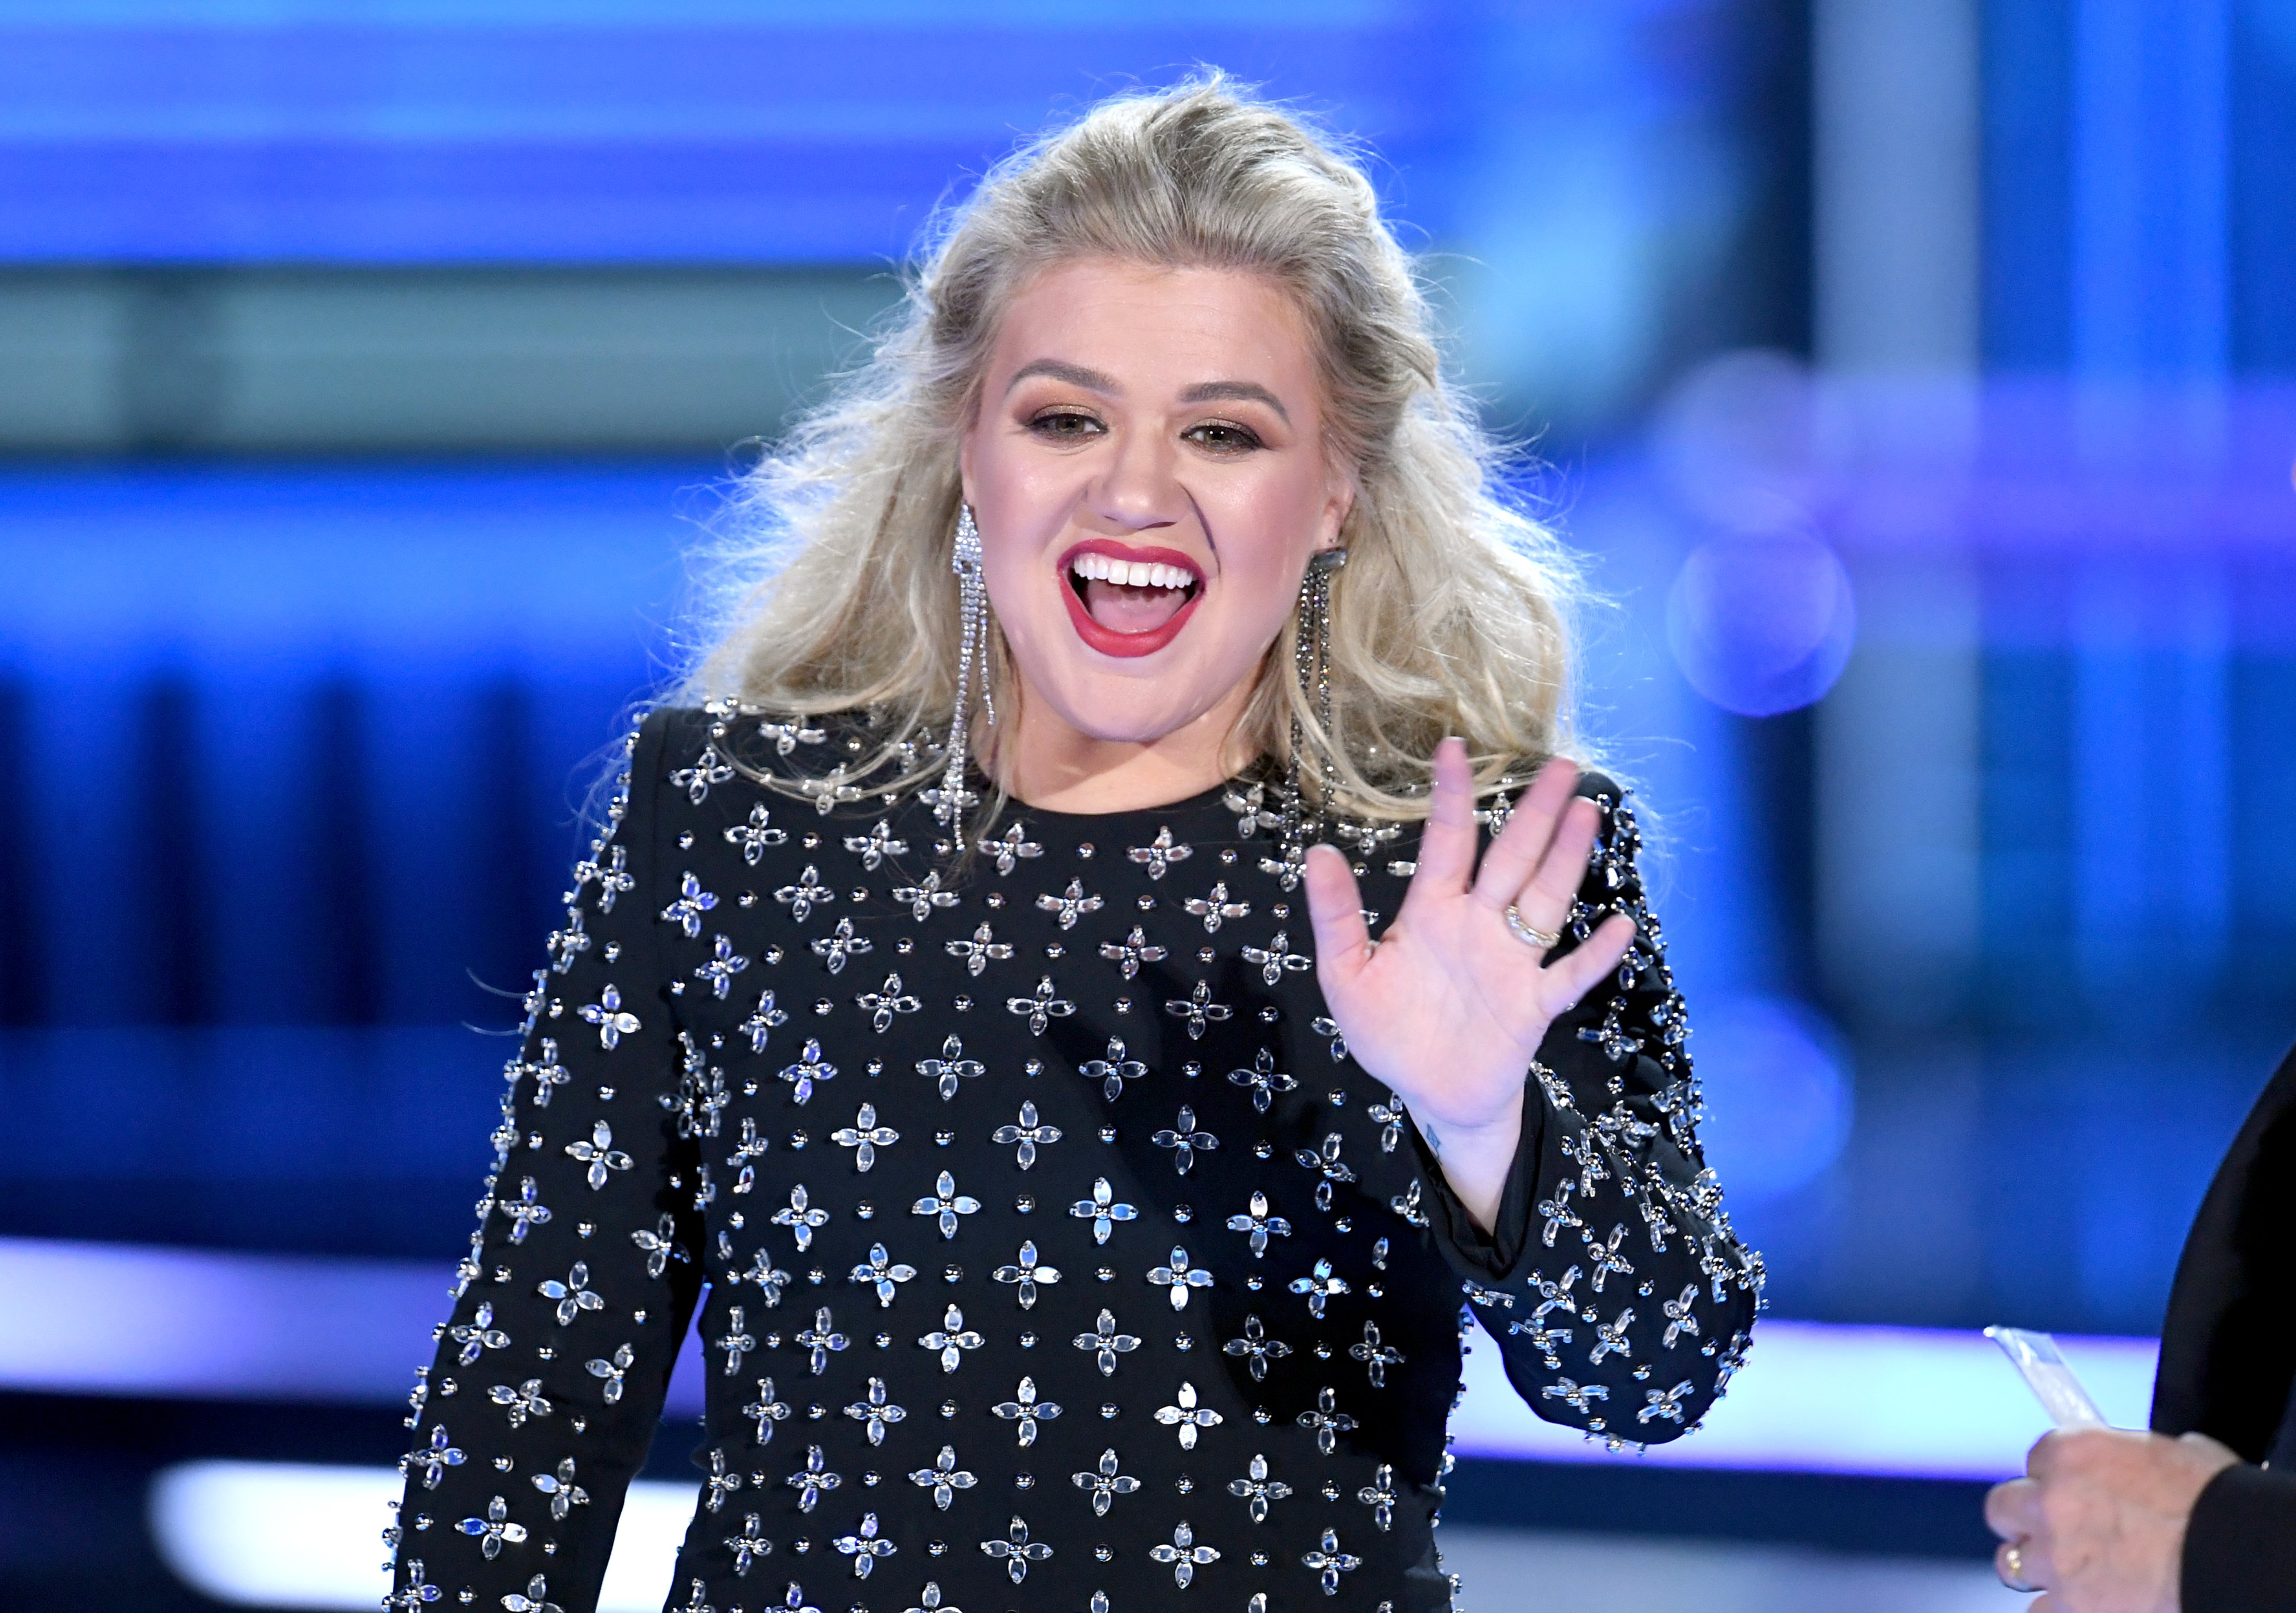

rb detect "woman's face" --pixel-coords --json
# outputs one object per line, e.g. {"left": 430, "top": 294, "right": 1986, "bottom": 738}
{"left": 960, "top": 258, "right": 1353, "bottom": 759}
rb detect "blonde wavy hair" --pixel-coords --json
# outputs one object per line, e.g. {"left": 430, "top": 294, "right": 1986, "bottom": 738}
{"left": 685, "top": 74, "right": 1589, "bottom": 820}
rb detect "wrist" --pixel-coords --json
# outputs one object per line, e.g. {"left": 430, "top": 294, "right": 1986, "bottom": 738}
{"left": 1423, "top": 1087, "right": 1525, "bottom": 1235}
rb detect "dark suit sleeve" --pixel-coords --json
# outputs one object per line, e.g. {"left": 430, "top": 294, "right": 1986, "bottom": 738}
{"left": 1413, "top": 779, "right": 1763, "bottom": 1448}
{"left": 387, "top": 711, "right": 705, "bottom": 1613}
{"left": 2182, "top": 1461, "right": 2296, "bottom": 1611}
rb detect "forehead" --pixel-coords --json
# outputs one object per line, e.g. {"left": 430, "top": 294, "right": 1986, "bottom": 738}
{"left": 988, "top": 258, "right": 1318, "bottom": 397}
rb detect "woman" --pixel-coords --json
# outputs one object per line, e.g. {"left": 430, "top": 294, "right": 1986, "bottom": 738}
{"left": 388, "top": 79, "right": 1761, "bottom": 1613}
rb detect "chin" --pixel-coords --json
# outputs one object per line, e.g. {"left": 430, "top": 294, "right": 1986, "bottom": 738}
{"left": 1035, "top": 666, "right": 1230, "bottom": 749}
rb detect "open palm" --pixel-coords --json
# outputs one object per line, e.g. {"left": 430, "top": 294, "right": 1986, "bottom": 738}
{"left": 1302, "top": 738, "right": 1636, "bottom": 1142}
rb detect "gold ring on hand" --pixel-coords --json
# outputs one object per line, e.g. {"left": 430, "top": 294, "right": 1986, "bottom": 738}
{"left": 2000, "top": 1540, "right": 2035, "bottom": 1593}
{"left": 1503, "top": 905, "right": 1560, "bottom": 950}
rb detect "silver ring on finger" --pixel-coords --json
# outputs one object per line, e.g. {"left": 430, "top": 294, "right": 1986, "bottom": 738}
{"left": 1503, "top": 904, "right": 1561, "bottom": 951}
{"left": 1999, "top": 1540, "right": 2035, "bottom": 1593}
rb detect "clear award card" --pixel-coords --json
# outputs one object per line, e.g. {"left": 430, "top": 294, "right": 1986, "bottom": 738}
{"left": 1986, "top": 1325, "right": 2108, "bottom": 1427}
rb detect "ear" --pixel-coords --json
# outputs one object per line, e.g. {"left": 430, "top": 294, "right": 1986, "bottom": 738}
{"left": 1317, "top": 467, "right": 1358, "bottom": 550}
{"left": 957, "top": 433, "right": 976, "bottom": 510}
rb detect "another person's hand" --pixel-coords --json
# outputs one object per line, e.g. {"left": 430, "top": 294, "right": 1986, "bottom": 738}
{"left": 1984, "top": 1426, "right": 2239, "bottom": 1611}
{"left": 1302, "top": 738, "right": 1635, "bottom": 1230}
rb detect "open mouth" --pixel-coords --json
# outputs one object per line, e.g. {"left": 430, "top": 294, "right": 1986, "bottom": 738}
{"left": 1058, "top": 541, "right": 1205, "bottom": 657}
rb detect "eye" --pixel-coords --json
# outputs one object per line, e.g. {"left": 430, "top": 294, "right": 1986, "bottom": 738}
{"left": 1183, "top": 420, "right": 1264, "bottom": 455}
{"left": 1027, "top": 409, "right": 1104, "bottom": 441}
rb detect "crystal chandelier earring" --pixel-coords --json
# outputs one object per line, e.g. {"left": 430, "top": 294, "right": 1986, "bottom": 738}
{"left": 1281, "top": 545, "right": 1347, "bottom": 860}
{"left": 930, "top": 503, "right": 992, "bottom": 829}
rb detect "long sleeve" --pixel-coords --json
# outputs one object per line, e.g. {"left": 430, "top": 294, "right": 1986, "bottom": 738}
{"left": 389, "top": 712, "right": 704, "bottom": 1612}
{"left": 1415, "top": 780, "right": 1762, "bottom": 1449}
{"left": 2182, "top": 1462, "right": 2296, "bottom": 1610}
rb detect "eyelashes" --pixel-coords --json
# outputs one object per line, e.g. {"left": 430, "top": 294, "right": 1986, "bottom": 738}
{"left": 1022, "top": 410, "right": 1265, "bottom": 455}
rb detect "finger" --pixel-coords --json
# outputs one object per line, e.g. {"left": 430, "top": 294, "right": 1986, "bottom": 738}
{"left": 1510, "top": 796, "right": 1603, "bottom": 933}
{"left": 1408, "top": 737, "right": 1480, "bottom": 898}
{"left": 1302, "top": 843, "right": 1375, "bottom": 986}
{"left": 1469, "top": 755, "right": 1580, "bottom": 913}
{"left": 1537, "top": 912, "right": 1634, "bottom": 1013}
{"left": 1985, "top": 1478, "right": 2042, "bottom": 1541}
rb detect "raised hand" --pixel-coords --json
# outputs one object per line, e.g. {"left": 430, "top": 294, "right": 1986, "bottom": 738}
{"left": 1301, "top": 737, "right": 1636, "bottom": 1230}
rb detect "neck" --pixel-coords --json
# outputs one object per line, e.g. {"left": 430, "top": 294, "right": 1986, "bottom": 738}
{"left": 992, "top": 683, "right": 1257, "bottom": 815}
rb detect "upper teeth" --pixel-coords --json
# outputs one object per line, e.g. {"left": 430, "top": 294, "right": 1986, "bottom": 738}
{"left": 1071, "top": 552, "right": 1193, "bottom": 590}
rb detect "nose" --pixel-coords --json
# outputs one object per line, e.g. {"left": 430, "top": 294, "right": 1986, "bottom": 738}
{"left": 1083, "top": 421, "right": 1182, "bottom": 536}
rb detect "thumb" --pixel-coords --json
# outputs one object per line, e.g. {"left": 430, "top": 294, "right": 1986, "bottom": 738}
{"left": 1302, "top": 843, "right": 1374, "bottom": 987}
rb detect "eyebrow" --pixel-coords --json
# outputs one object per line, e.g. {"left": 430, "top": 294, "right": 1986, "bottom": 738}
{"left": 1003, "top": 360, "right": 1293, "bottom": 426}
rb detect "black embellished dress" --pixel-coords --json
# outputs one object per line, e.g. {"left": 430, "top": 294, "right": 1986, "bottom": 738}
{"left": 386, "top": 707, "right": 1762, "bottom": 1613}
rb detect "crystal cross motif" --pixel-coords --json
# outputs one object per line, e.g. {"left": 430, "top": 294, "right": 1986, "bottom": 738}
{"left": 776, "top": 1038, "right": 837, "bottom": 1104}
{"left": 1183, "top": 880, "right": 1250, "bottom": 933}
{"left": 1638, "top": 1379, "right": 1696, "bottom": 1425}
{"left": 660, "top": 871, "right": 719, "bottom": 937}
{"left": 449, "top": 1303, "right": 509, "bottom": 1366}
{"left": 832, "top": 1106, "right": 899, "bottom": 1172}
{"left": 758, "top": 718, "right": 827, "bottom": 755}
{"left": 990, "top": 1374, "right": 1062, "bottom": 1445}
{"left": 848, "top": 1242, "right": 917, "bottom": 1309}
{"left": 979, "top": 823, "right": 1043, "bottom": 874}
{"left": 916, "top": 1034, "right": 985, "bottom": 1100}
{"left": 1662, "top": 1284, "right": 1701, "bottom": 1347}
{"left": 455, "top": 1494, "right": 529, "bottom": 1560}
{"left": 724, "top": 1513, "right": 773, "bottom": 1576}
{"left": 726, "top": 802, "right": 788, "bottom": 864}
{"left": 535, "top": 1461, "right": 592, "bottom": 1525}
{"left": 518, "top": 1038, "right": 570, "bottom": 1107}
{"left": 386, "top": 1560, "right": 442, "bottom": 1609}
{"left": 631, "top": 1212, "right": 685, "bottom": 1278}
{"left": 1072, "top": 1308, "right": 1141, "bottom": 1376}
{"left": 1240, "top": 929, "right": 1311, "bottom": 986}
{"left": 408, "top": 1424, "right": 464, "bottom": 1488}
{"left": 579, "top": 985, "right": 640, "bottom": 1050}
{"left": 487, "top": 1379, "right": 553, "bottom": 1429}
{"left": 1541, "top": 1377, "right": 1608, "bottom": 1414}
{"left": 854, "top": 974, "right": 920, "bottom": 1033}
{"left": 843, "top": 820, "right": 907, "bottom": 870}
{"left": 1356, "top": 1463, "right": 1397, "bottom": 1529}
{"left": 1296, "top": 1387, "right": 1356, "bottom": 1455}
{"left": 1035, "top": 878, "right": 1103, "bottom": 929}
{"left": 919, "top": 1304, "right": 984, "bottom": 1372}
{"left": 1588, "top": 1307, "right": 1635, "bottom": 1364}
{"left": 1079, "top": 1037, "right": 1147, "bottom": 1102}
{"left": 799, "top": 766, "right": 864, "bottom": 814}
{"left": 704, "top": 1450, "right": 744, "bottom": 1513}
{"left": 980, "top": 1516, "right": 1052, "bottom": 1584}
{"left": 843, "top": 1376, "right": 907, "bottom": 1445}
{"left": 1166, "top": 979, "right": 1234, "bottom": 1041}
{"left": 1349, "top": 1321, "right": 1405, "bottom": 1388}
{"left": 545, "top": 907, "right": 589, "bottom": 974}
{"left": 1227, "top": 1048, "right": 1296, "bottom": 1112}
{"left": 1151, "top": 1105, "right": 1217, "bottom": 1174}
{"left": 908, "top": 1444, "right": 978, "bottom": 1509}
{"left": 695, "top": 934, "right": 751, "bottom": 998}
{"left": 1310, "top": 1013, "right": 1349, "bottom": 1063}
{"left": 774, "top": 866, "right": 836, "bottom": 922}
{"left": 1147, "top": 1519, "right": 1219, "bottom": 1585}
{"left": 786, "top": 1444, "right": 841, "bottom": 1511}
{"left": 1289, "top": 1258, "right": 1349, "bottom": 1319}
{"left": 1229, "top": 1452, "right": 1293, "bottom": 1522}
{"left": 912, "top": 1169, "right": 982, "bottom": 1238}
{"left": 740, "top": 990, "right": 789, "bottom": 1053}
{"left": 726, "top": 1117, "right": 770, "bottom": 1195}
{"left": 537, "top": 1262, "right": 603, "bottom": 1326}
{"left": 770, "top": 1186, "right": 830, "bottom": 1252}
{"left": 1296, "top": 1131, "right": 1357, "bottom": 1210}
{"left": 743, "top": 1378, "right": 792, "bottom": 1445}
{"left": 1225, "top": 1192, "right": 1292, "bottom": 1258}
{"left": 991, "top": 1239, "right": 1061, "bottom": 1308}
{"left": 793, "top": 1307, "right": 850, "bottom": 1374}
{"left": 1367, "top": 1094, "right": 1406, "bottom": 1151}
{"left": 739, "top": 1247, "right": 792, "bottom": 1306}
{"left": 497, "top": 1176, "right": 552, "bottom": 1243}
{"left": 1222, "top": 1313, "right": 1292, "bottom": 1382}
{"left": 584, "top": 1342, "right": 634, "bottom": 1403}
{"left": 1147, "top": 1247, "right": 1213, "bottom": 1310}
{"left": 990, "top": 1102, "right": 1060, "bottom": 1169}
{"left": 1127, "top": 826, "right": 1192, "bottom": 879}
{"left": 1302, "top": 1527, "right": 1362, "bottom": 1594}
{"left": 575, "top": 843, "right": 633, "bottom": 910}
{"left": 1153, "top": 1381, "right": 1222, "bottom": 1449}
{"left": 715, "top": 1306, "right": 757, "bottom": 1375}
{"left": 1222, "top": 781, "right": 1284, "bottom": 836}
{"left": 1071, "top": 1447, "right": 1139, "bottom": 1517}
{"left": 1004, "top": 976, "right": 1076, "bottom": 1036}
{"left": 810, "top": 916, "right": 872, "bottom": 974}
{"left": 501, "top": 1575, "right": 561, "bottom": 1613}
{"left": 1097, "top": 925, "right": 1167, "bottom": 981}
{"left": 669, "top": 744, "right": 734, "bottom": 803}
{"left": 565, "top": 1122, "right": 633, "bottom": 1190}
{"left": 1068, "top": 1177, "right": 1137, "bottom": 1244}
{"left": 891, "top": 872, "right": 960, "bottom": 922}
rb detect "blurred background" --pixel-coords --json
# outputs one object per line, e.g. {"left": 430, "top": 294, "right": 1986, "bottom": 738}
{"left": 1, "top": 2, "right": 2292, "bottom": 1608}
